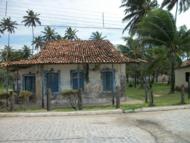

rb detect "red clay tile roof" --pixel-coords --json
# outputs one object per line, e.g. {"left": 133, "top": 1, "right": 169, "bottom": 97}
{"left": 179, "top": 59, "right": 190, "bottom": 68}
{"left": 2, "top": 40, "right": 133, "bottom": 67}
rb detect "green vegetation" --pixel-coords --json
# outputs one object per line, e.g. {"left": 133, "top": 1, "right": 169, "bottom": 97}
{"left": 126, "top": 83, "right": 190, "bottom": 108}
{"left": 0, "top": 83, "right": 3, "bottom": 94}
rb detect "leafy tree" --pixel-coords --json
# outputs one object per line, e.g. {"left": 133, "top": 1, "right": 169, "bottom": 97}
{"left": 64, "top": 27, "right": 78, "bottom": 40}
{"left": 137, "top": 9, "right": 190, "bottom": 92}
{"left": 22, "top": 10, "right": 41, "bottom": 54}
{"left": 121, "top": 0, "right": 158, "bottom": 34}
{"left": 161, "top": 0, "right": 190, "bottom": 22}
{"left": 0, "top": 45, "right": 31, "bottom": 62}
{"left": 22, "top": 45, "right": 31, "bottom": 59}
{"left": 176, "top": 25, "right": 190, "bottom": 60}
{"left": 42, "top": 26, "right": 58, "bottom": 41}
{"left": 32, "top": 35, "right": 45, "bottom": 50}
{"left": 89, "top": 31, "right": 106, "bottom": 40}
{"left": 118, "top": 37, "right": 143, "bottom": 87}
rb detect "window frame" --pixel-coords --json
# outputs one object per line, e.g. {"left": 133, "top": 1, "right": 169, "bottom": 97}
{"left": 70, "top": 70, "right": 84, "bottom": 90}
{"left": 45, "top": 71, "right": 60, "bottom": 95}
{"left": 101, "top": 69, "right": 115, "bottom": 92}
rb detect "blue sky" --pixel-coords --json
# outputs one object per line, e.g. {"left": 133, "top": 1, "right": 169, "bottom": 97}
{"left": 0, "top": 0, "right": 190, "bottom": 50}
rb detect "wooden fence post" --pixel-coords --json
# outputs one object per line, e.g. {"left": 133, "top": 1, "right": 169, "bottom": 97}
{"left": 47, "top": 88, "right": 52, "bottom": 111}
{"left": 78, "top": 89, "right": 83, "bottom": 110}
{"left": 180, "top": 84, "right": 185, "bottom": 104}
{"left": 116, "top": 86, "right": 120, "bottom": 109}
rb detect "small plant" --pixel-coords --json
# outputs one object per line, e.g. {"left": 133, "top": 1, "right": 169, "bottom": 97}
{"left": 19, "top": 90, "right": 32, "bottom": 98}
{"left": 19, "top": 90, "right": 32, "bottom": 109}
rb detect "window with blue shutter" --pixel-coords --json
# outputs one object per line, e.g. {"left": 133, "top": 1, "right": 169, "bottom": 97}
{"left": 23, "top": 75, "right": 36, "bottom": 95}
{"left": 102, "top": 70, "right": 114, "bottom": 91}
{"left": 70, "top": 70, "right": 84, "bottom": 89}
{"left": 46, "top": 72, "right": 59, "bottom": 93}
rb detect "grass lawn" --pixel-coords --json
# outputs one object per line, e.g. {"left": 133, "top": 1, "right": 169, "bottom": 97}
{"left": 124, "top": 83, "right": 190, "bottom": 110}
{"left": 0, "top": 83, "right": 3, "bottom": 94}
{"left": 1, "top": 83, "right": 190, "bottom": 112}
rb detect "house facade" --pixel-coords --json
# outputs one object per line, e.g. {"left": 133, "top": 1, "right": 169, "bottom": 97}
{"left": 175, "top": 60, "right": 190, "bottom": 88}
{"left": 4, "top": 40, "right": 132, "bottom": 105}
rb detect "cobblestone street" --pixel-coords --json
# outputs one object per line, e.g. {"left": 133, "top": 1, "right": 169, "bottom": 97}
{"left": 0, "top": 109, "right": 190, "bottom": 143}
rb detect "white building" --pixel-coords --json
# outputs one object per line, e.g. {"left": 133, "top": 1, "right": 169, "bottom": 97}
{"left": 4, "top": 40, "right": 132, "bottom": 105}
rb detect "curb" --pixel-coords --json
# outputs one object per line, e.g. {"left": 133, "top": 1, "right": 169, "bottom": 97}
{"left": 0, "top": 109, "right": 123, "bottom": 117}
{"left": 124, "top": 105, "right": 190, "bottom": 113}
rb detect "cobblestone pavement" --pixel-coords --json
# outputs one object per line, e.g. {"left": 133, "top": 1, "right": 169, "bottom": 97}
{"left": 0, "top": 109, "right": 190, "bottom": 143}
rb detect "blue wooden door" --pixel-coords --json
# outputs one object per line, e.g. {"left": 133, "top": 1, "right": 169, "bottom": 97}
{"left": 24, "top": 75, "right": 35, "bottom": 95}
{"left": 102, "top": 71, "right": 114, "bottom": 91}
{"left": 46, "top": 73, "right": 59, "bottom": 93}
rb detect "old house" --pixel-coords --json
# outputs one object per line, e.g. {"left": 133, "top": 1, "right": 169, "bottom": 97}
{"left": 3, "top": 40, "right": 132, "bottom": 105}
{"left": 175, "top": 59, "right": 190, "bottom": 88}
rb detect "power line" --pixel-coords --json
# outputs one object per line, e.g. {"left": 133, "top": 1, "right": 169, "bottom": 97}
{"left": 15, "top": 24, "right": 124, "bottom": 30}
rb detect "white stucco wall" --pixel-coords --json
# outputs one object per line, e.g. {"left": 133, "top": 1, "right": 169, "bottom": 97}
{"left": 175, "top": 67, "right": 190, "bottom": 88}
{"left": 17, "top": 63, "right": 126, "bottom": 99}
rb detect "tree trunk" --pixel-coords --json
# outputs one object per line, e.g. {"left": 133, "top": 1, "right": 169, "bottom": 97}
{"left": 149, "top": 84, "right": 154, "bottom": 107}
{"left": 170, "top": 55, "right": 175, "bottom": 93}
{"left": 180, "top": 85, "right": 185, "bottom": 104}
{"left": 6, "top": 34, "right": 10, "bottom": 94}
{"left": 144, "top": 77, "right": 148, "bottom": 103}
{"left": 174, "top": 0, "right": 179, "bottom": 23}
{"left": 32, "top": 26, "right": 34, "bottom": 55}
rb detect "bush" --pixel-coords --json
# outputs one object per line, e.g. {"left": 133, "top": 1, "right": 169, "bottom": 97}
{"left": 19, "top": 90, "right": 32, "bottom": 106}
{"left": 19, "top": 90, "right": 32, "bottom": 98}
{"left": 61, "top": 89, "right": 79, "bottom": 96}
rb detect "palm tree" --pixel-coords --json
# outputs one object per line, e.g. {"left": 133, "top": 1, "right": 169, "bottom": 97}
{"left": 64, "top": 27, "right": 78, "bottom": 40}
{"left": 0, "top": 25, "right": 3, "bottom": 37}
{"left": 161, "top": 0, "right": 190, "bottom": 22}
{"left": 32, "top": 35, "right": 45, "bottom": 50}
{"left": 121, "top": 0, "right": 158, "bottom": 34}
{"left": 22, "top": 10, "right": 41, "bottom": 54}
{"left": 0, "top": 17, "right": 17, "bottom": 48}
{"left": 0, "top": 17, "right": 17, "bottom": 93}
{"left": 22, "top": 45, "right": 31, "bottom": 59}
{"left": 137, "top": 8, "right": 190, "bottom": 93}
{"left": 89, "top": 31, "right": 106, "bottom": 40}
{"left": 42, "top": 26, "right": 58, "bottom": 41}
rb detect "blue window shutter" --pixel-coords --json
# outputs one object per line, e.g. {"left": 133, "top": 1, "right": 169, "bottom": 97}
{"left": 102, "top": 70, "right": 114, "bottom": 91}
{"left": 46, "top": 73, "right": 59, "bottom": 93}
{"left": 70, "top": 70, "right": 84, "bottom": 89}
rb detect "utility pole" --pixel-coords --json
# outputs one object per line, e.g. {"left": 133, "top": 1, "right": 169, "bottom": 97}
{"left": 5, "top": 0, "right": 8, "bottom": 17}
{"left": 102, "top": 12, "right": 104, "bottom": 28}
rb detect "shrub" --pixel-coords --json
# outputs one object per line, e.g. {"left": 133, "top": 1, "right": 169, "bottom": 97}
{"left": 19, "top": 90, "right": 32, "bottom": 98}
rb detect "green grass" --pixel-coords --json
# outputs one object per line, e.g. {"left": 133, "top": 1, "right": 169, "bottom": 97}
{"left": 125, "top": 83, "right": 190, "bottom": 108}
{"left": 0, "top": 83, "right": 3, "bottom": 94}
{"left": 1, "top": 83, "right": 190, "bottom": 112}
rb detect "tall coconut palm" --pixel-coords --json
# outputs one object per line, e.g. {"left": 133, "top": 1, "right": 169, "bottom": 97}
{"left": 42, "top": 26, "right": 58, "bottom": 41}
{"left": 161, "top": 0, "right": 190, "bottom": 22}
{"left": 121, "top": 0, "right": 158, "bottom": 34}
{"left": 0, "top": 17, "right": 17, "bottom": 93}
{"left": 22, "top": 10, "right": 41, "bottom": 54}
{"left": 137, "top": 8, "right": 190, "bottom": 93}
{"left": 64, "top": 27, "right": 78, "bottom": 40}
{"left": 32, "top": 35, "right": 44, "bottom": 50}
{"left": 0, "top": 17, "right": 17, "bottom": 48}
{"left": 89, "top": 31, "right": 106, "bottom": 40}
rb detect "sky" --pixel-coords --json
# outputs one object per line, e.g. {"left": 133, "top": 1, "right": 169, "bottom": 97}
{"left": 0, "top": 0, "right": 190, "bottom": 50}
